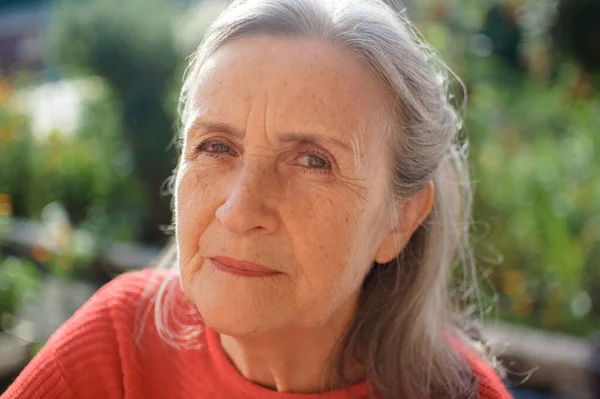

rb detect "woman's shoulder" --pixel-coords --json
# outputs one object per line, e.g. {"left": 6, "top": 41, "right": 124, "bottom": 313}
{"left": 96, "top": 267, "right": 174, "bottom": 307}
{"left": 51, "top": 268, "right": 173, "bottom": 333}
{"left": 1, "top": 268, "right": 179, "bottom": 399}
{"left": 70, "top": 267, "right": 196, "bottom": 346}
{"left": 456, "top": 341, "right": 513, "bottom": 399}
{"left": 51, "top": 267, "right": 181, "bottom": 361}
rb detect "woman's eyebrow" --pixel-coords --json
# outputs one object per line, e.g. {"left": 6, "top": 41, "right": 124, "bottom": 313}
{"left": 277, "top": 131, "right": 353, "bottom": 153}
{"left": 186, "top": 120, "right": 244, "bottom": 138}
{"left": 187, "top": 119, "right": 354, "bottom": 154}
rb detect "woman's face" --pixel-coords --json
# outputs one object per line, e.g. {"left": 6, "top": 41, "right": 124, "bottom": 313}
{"left": 176, "top": 35, "right": 402, "bottom": 336}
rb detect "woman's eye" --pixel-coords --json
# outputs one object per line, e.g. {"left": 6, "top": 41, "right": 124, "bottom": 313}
{"left": 207, "top": 143, "right": 231, "bottom": 153}
{"left": 299, "top": 153, "right": 331, "bottom": 171}
{"left": 196, "top": 140, "right": 235, "bottom": 156}
{"left": 307, "top": 155, "right": 328, "bottom": 169}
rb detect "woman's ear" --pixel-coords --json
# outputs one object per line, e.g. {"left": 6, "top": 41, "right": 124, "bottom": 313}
{"left": 374, "top": 180, "right": 435, "bottom": 264}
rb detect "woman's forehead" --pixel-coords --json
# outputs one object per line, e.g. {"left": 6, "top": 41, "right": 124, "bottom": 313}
{"left": 188, "top": 35, "right": 393, "bottom": 140}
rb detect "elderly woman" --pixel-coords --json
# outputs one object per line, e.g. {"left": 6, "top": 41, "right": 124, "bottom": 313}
{"left": 3, "top": 0, "right": 512, "bottom": 398}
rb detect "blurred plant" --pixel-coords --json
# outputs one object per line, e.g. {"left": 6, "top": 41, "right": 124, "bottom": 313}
{"left": 480, "top": 2, "right": 525, "bottom": 72}
{"left": 551, "top": 0, "right": 600, "bottom": 78}
{"left": 1, "top": 80, "right": 146, "bottom": 242}
{"left": 0, "top": 256, "right": 41, "bottom": 332}
{"left": 0, "top": 80, "right": 33, "bottom": 219}
{"left": 0, "top": 195, "right": 40, "bottom": 332}
{"left": 465, "top": 65, "right": 600, "bottom": 336}
{"left": 30, "top": 201, "right": 96, "bottom": 277}
{"left": 416, "top": 1, "right": 600, "bottom": 336}
{"left": 46, "top": 0, "right": 183, "bottom": 244}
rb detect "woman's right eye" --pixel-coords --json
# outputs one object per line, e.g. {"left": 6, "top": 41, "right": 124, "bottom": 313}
{"left": 196, "top": 140, "right": 237, "bottom": 157}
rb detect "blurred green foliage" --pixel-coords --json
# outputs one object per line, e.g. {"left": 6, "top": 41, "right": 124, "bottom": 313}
{"left": 46, "top": 0, "right": 182, "bottom": 243}
{"left": 0, "top": 0, "right": 598, "bottom": 336}
{"left": 552, "top": 0, "right": 600, "bottom": 76}
{"left": 418, "top": 0, "right": 600, "bottom": 335}
{"left": 467, "top": 68, "right": 600, "bottom": 335}
{"left": 0, "top": 256, "right": 40, "bottom": 328}
{"left": 0, "top": 206, "right": 40, "bottom": 329}
{"left": 0, "top": 86, "right": 146, "bottom": 242}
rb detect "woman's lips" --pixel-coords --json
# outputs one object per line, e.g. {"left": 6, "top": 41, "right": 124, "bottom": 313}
{"left": 209, "top": 256, "right": 282, "bottom": 277}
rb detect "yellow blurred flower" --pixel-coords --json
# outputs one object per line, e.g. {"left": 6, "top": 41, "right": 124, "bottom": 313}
{"left": 500, "top": 126, "right": 520, "bottom": 155}
{"left": 0, "top": 78, "right": 12, "bottom": 105}
{"left": 55, "top": 255, "right": 73, "bottom": 271}
{"left": 501, "top": 268, "right": 525, "bottom": 295}
{"left": 513, "top": 291, "right": 534, "bottom": 318}
{"left": 54, "top": 223, "right": 72, "bottom": 250}
{"left": 31, "top": 241, "right": 51, "bottom": 264}
{"left": 541, "top": 307, "right": 560, "bottom": 329}
{"left": 0, "top": 193, "right": 12, "bottom": 216}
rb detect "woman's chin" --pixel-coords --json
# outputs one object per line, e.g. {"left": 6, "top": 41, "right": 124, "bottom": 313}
{"left": 191, "top": 288, "right": 279, "bottom": 337}
{"left": 188, "top": 267, "right": 292, "bottom": 336}
{"left": 199, "top": 304, "right": 270, "bottom": 337}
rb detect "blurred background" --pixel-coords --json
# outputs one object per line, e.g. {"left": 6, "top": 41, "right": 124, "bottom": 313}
{"left": 0, "top": 0, "right": 599, "bottom": 397}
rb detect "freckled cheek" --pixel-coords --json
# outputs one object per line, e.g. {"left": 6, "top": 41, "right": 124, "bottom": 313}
{"left": 285, "top": 190, "right": 362, "bottom": 285}
{"left": 175, "top": 168, "right": 224, "bottom": 265}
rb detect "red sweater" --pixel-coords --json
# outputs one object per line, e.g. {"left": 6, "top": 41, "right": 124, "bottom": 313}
{"left": 2, "top": 269, "right": 512, "bottom": 399}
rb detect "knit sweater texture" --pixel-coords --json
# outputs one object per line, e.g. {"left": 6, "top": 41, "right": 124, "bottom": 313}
{"left": 2, "top": 269, "right": 512, "bottom": 399}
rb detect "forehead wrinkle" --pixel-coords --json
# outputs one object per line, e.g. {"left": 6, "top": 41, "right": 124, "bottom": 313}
{"left": 351, "top": 124, "right": 368, "bottom": 180}
{"left": 186, "top": 119, "right": 245, "bottom": 139}
{"left": 354, "top": 103, "right": 395, "bottom": 180}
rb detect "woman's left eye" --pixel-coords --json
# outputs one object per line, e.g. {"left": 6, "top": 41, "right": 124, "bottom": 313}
{"left": 298, "top": 153, "right": 332, "bottom": 171}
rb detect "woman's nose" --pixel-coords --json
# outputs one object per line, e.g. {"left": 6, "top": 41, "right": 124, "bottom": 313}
{"left": 215, "top": 164, "right": 279, "bottom": 236}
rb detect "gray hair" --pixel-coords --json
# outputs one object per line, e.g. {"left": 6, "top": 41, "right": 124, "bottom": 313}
{"left": 150, "top": 0, "right": 487, "bottom": 397}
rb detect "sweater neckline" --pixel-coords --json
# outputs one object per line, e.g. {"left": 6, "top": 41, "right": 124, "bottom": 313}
{"left": 205, "top": 325, "right": 371, "bottom": 399}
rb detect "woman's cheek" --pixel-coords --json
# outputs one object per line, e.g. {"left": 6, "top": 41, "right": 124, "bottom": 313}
{"left": 177, "top": 165, "right": 224, "bottom": 213}
{"left": 176, "top": 167, "right": 221, "bottom": 263}
{"left": 285, "top": 181, "right": 356, "bottom": 261}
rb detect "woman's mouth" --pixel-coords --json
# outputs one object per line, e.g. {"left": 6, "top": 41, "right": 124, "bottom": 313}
{"left": 209, "top": 256, "right": 283, "bottom": 277}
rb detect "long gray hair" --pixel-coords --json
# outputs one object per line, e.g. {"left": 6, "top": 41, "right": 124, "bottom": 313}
{"left": 150, "top": 0, "right": 487, "bottom": 397}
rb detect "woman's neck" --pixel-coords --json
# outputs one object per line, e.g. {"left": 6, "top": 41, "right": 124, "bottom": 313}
{"left": 218, "top": 304, "right": 366, "bottom": 393}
